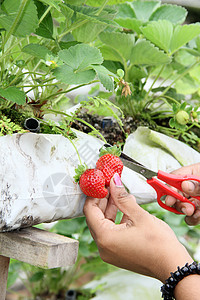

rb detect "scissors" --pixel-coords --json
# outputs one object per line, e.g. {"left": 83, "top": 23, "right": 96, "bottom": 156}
{"left": 103, "top": 144, "right": 200, "bottom": 214}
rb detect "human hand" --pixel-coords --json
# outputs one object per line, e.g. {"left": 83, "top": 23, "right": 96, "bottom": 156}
{"left": 83, "top": 173, "right": 193, "bottom": 283}
{"left": 165, "top": 163, "right": 200, "bottom": 225}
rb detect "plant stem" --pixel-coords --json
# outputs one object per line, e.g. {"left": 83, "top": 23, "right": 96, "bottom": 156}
{"left": 45, "top": 109, "right": 107, "bottom": 143}
{"left": 75, "top": 117, "right": 107, "bottom": 143}
{"left": 4, "top": 0, "right": 29, "bottom": 45}
{"left": 40, "top": 81, "right": 98, "bottom": 101}
{"left": 156, "top": 60, "right": 200, "bottom": 99}
{"left": 38, "top": 5, "right": 52, "bottom": 25}
{"left": 57, "top": 19, "right": 89, "bottom": 42}
{"left": 145, "top": 65, "right": 165, "bottom": 100}
{"left": 96, "top": 0, "right": 109, "bottom": 16}
{"left": 163, "top": 95, "right": 180, "bottom": 105}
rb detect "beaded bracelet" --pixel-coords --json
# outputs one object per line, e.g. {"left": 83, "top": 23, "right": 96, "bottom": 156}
{"left": 161, "top": 261, "right": 200, "bottom": 300}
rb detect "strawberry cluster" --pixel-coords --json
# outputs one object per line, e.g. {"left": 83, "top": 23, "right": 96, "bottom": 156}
{"left": 74, "top": 146, "right": 123, "bottom": 198}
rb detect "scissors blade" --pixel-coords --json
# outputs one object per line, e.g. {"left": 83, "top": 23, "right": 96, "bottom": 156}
{"left": 120, "top": 157, "right": 157, "bottom": 179}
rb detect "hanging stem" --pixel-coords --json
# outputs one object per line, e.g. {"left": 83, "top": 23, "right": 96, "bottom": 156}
{"left": 4, "top": 0, "right": 29, "bottom": 45}
{"left": 45, "top": 109, "right": 107, "bottom": 143}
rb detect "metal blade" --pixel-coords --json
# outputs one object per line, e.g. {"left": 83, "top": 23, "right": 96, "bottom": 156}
{"left": 120, "top": 157, "right": 157, "bottom": 179}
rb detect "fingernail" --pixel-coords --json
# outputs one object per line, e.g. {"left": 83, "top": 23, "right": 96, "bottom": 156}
{"left": 113, "top": 173, "right": 123, "bottom": 187}
{"left": 186, "top": 181, "right": 195, "bottom": 193}
{"left": 181, "top": 207, "right": 187, "bottom": 215}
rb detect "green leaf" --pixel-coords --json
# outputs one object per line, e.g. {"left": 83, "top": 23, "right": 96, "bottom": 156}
{"left": 115, "top": 3, "right": 136, "bottom": 19}
{"left": 35, "top": 0, "right": 54, "bottom": 39}
{"left": 150, "top": 4, "right": 187, "bottom": 24}
{"left": 115, "top": 18, "right": 143, "bottom": 34}
{"left": 58, "top": 44, "right": 103, "bottom": 69}
{"left": 99, "top": 32, "right": 135, "bottom": 61}
{"left": 99, "top": 45, "right": 123, "bottom": 64}
{"left": 68, "top": 4, "right": 118, "bottom": 43}
{"left": 127, "top": 65, "right": 147, "bottom": 82}
{"left": 150, "top": 4, "right": 187, "bottom": 25}
{"left": 85, "top": 0, "right": 129, "bottom": 5}
{"left": 22, "top": 44, "right": 53, "bottom": 60}
{"left": 53, "top": 44, "right": 103, "bottom": 85}
{"left": 92, "top": 65, "right": 114, "bottom": 91}
{"left": 39, "top": 0, "right": 62, "bottom": 10}
{"left": 141, "top": 20, "right": 173, "bottom": 53}
{"left": 30, "top": 272, "right": 44, "bottom": 282}
{"left": 72, "top": 16, "right": 109, "bottom": 43}
{"left": 170, "top": 23, "right": 200, "bottom": 54}
{"left": 131, "top": 0, "right": 160, "bottom": 22}
{"left": 52, "top": 217, "right": 86, "bottom": 235}
{"left": 0, "top": 87, "right": 26, "bottom": 104}
{"left": 169, "top": 118, "right": 175, "bottom": 128}
{"left": 175, "top": 75, "right": 199, "bottom": 95}
{"left": 130, "top": 39, "right": 171, "bottom": 65}
{"left": 0, "top": 0, "right": 38, "bottom": 37}
{"left": 102, "top": 60, "right": 123, "bottom": 74}
{"left": 53, "top": 65, "right": 96, "bottom": 85}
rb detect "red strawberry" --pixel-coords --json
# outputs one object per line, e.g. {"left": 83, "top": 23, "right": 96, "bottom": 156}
{"left": 96, "top": 149, "right": 123, "bottom": 186}
{"left": 74, "top": 166, "right": 108, "bottom": 198}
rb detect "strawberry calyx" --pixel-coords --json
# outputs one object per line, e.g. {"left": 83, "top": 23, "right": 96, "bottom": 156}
{"left": 74, "top": 163, "right": 88, "bottom": 183}
{"left": 99, "top": 145, "right": 121, "bottom": 158}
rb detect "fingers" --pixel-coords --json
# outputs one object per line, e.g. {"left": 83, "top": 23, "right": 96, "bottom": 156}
{"left": 109, "top": 173, "right": 146, "bottom": 222}
{"left": 104, "top": 195, "right": 118, "bottom": 222}
{"left": 182, "top": 180, "right": 200, "bottom": 197}
{"left": 185, "top": 200, "right": 200, "bottom": 226}
{"left": 83, "top": 197, "right": 112, "bottom": 237}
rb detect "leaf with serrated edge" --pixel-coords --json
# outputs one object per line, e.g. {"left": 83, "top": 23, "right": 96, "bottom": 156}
{"left": 150, "top": 4, "right": 187, "bottom": 25}
{"left": 92, "top": 65, "right": 114, "bottom": 91}
{"left": 131, "top": 0, "right": 160, "bottom": 22}
{"left": 130, "top": 39, "right": 171, "bottom": 65}
{"left": 0, "top": 87, "right": 26, "bottom": 105}
{"left": 115, "top": 18, "right": 143, "bottom": 34}
{"left": 99, "top": 45, "right": 124, "bottom": 64}
{"left": 0, "top": 0, "right": 38, "bottom": 37}
{"left": 53, "top": 65, "right": 96, "bottom": 85}
{"left": 141, "top": 20, "right": 173, "bottom": 53}
{"left": 99, "top": 32, "right": 135, "bottom": 61}
{"left": 58, "top": 44, "right": 103, "bottom": 70}
{"left": 170, "top": 24, "right": 200, "bottom": 54}
{"left": 22, "top": 44, "right": 53, "bottom": 60}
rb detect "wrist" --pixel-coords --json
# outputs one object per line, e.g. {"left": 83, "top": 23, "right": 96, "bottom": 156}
{"left": 161, "top": 262, "right": 200, "bottom": 300}
{"left": 174, "top": 274, "right": 200, "bottom": 300}
{"left": 156, "top": 242, "right": 193, "bottom": 283}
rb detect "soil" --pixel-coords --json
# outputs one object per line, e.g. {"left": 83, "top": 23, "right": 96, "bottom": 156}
{"left": 71, "top": 111, "right": 152, "bottom": 146}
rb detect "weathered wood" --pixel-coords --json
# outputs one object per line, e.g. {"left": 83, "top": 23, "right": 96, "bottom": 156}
{"left": 0, "top": 255, "right": 10, "bottom": 300}
{"left": 0, "top": 227, "right": 79, "bottom": 269}
{"left": 161, "top": 0, "right": 200, "bottom": 9}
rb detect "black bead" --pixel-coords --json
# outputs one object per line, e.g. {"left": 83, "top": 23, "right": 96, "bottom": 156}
{"left": 197, "top": 263, "right": 200, "bottom": 275}
{"left": 161, "top": 261, "right": 199, "bottom": 300}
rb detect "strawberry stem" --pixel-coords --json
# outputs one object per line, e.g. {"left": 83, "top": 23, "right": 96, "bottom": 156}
{"left": 99, "top": 145, "right": 121, "bottom": 157}
{"left": 74, "top": 164, "right": 88, "bottom": 183}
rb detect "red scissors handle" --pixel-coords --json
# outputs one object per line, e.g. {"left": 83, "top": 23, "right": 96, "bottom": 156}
{"left": 147, "top": 170, "right": 200, "bottom": 214}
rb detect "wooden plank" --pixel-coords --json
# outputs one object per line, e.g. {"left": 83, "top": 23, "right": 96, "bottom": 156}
{"left": 0, "top": 255, "right": 10, "bottom": 300}
{"left": 0, "top": 227, "right": 79, "bottom": 269}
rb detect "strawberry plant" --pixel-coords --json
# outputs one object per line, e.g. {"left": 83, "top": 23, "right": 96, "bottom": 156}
{"left": 2, "top": 0, "right": 200, "bottom": 298}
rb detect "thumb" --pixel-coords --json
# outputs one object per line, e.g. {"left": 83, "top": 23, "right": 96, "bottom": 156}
{"left": 110, "top": 173, "right": 145, "bottom": 220}
{"left": 182, "top": 180, "right": 200, "bottom": 197}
